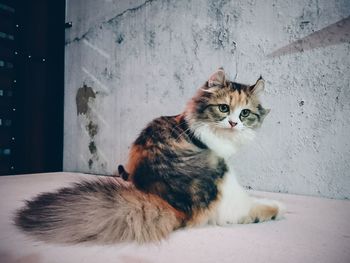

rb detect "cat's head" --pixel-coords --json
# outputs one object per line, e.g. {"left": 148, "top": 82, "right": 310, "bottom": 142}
{"left": 186, "top": 68, "right": 270, "bottom": 135}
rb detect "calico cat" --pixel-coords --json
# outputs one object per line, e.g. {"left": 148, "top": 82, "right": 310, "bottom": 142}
{"left": 15, "top": 68, "right": 285, "bottom": 244}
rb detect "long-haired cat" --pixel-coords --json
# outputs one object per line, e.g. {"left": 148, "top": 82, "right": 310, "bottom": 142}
{"left": 15, "top": 68, "right": 285, "bottom": 244}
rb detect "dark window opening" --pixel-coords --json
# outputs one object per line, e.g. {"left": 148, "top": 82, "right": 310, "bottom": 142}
{"left": 0, "top": 0, "right": 65, "bottom": 175}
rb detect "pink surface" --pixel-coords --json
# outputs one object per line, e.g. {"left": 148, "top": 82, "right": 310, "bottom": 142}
{"left": 0, "top": 172, "right": 349, "bottom": 263}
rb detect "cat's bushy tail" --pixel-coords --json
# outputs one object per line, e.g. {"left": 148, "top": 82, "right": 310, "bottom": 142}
{"left": 14, "top": 179, "right": 184, "bottom": 244}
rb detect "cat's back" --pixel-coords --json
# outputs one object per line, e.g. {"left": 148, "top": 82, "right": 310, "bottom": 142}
{"left": 133, "top": 115, "right": 187, "bottom": 147}
{"left": 126, "top": 114, "right": 207, "bottom": 181}
{"left": 128, "top": 114, "right": 227, "bottom": 214}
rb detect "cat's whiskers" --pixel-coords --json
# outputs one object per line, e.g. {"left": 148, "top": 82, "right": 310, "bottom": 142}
{"left": 168, "top": 119, "right": 188, "bottom": 135}
{"left": 174, "top": 127, "right": 192, "bottom": 141}
{"left": 160, "top": 119, "right": 190, "bottom": 140}
{"left": 165, "top": 115, "right": 203, "bottom": 142}
{"left": 174, "top": 123, "right": 206, "bottom": 143}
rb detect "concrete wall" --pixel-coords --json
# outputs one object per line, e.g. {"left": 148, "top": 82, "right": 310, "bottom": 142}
{"left": 64, "top": 0, "right": 350, "bottom": 199}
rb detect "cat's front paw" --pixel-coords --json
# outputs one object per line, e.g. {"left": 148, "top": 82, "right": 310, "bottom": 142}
{"left": 239, "top": 199, "right": 286, "bottom": 224}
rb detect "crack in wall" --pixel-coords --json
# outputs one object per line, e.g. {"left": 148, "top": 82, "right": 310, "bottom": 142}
{"left": 66, "top": 0, "right": 158, "bottom": 45}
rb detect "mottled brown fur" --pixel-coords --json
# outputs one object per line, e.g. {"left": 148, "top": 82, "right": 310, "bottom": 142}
{"left": 15, "top": 179, "right": 185, "bottom": 244}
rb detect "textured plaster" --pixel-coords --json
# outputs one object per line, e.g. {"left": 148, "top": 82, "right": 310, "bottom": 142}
{"left": 64, "top": 0, "right": 350, "bottom": 199}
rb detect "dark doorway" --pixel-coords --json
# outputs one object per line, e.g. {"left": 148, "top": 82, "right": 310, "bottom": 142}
{"left": 0, "top": 0, "right": 65, "bottom": 175}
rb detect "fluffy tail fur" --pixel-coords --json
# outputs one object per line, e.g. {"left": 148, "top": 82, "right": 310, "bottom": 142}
{"left": 14, "top": 179, "right": 184, "bottom": 244}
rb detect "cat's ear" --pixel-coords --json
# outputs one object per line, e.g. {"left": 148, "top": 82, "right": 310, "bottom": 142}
{"left": 249, "top": 76, "right": 265, "bottom": 95}
{"left": 263, "top": 108, "right": 271, "bottom": 117}
{"left": 258, "top": 105, "right": 271, "bottom": 122}
{"left": 208, "top": 67, "right": 227, "bottom": 88}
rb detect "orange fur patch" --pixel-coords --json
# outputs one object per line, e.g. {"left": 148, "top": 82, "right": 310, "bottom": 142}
{"left": 126, "top": 145, "right": 146, "bottom": 177}
{"left": 243, "top": 204, "right": 279, "bottom": 224}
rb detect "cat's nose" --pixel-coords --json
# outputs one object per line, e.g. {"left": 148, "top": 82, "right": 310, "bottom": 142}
{"left": 229, "top": 120, "right": 237, "bottom": 128}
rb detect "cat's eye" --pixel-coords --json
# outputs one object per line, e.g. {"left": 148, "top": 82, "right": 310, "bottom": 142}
{"left": 240, "top": 109, "right": 251, "bottom": 117}
{"left": 218, "top": 104, "right": 229, "bottom": 113}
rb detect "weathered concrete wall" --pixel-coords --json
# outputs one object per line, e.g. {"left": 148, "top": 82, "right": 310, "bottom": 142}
{"left": 64, "top": 0, "right": 350, "bottom": 199}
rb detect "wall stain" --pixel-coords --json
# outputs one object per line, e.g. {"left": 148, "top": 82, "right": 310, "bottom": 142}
{"left": 89, "top": 141, "right": 97, "bottom": 154}
{"left": 102, "top": 67, "right": 114, "bottom": 80}
{"left": 173, "top": 72, "right": 184, "bottom": 95}
{"left": 206, "top": 0, "right": 238, "bottom": 51}
{"left": 86, "top": 120, "right": 99, "bottom": 138}
{"left": 76, "top": 84, "right": 96, "bottom": 115}
{"left": 88, "top": 159, "right": 93, "bottom": 169}
{"left": 147, "top": 30, "right": 156, "bottom": 48}
{"left": 116, "top": 34, "right": 124, "bottom": 44}
{"left": 75, "top": 84, "right": 101, "bottom": 170}
{"left": 87, "top": 121, "right": 99, "bottom": 170}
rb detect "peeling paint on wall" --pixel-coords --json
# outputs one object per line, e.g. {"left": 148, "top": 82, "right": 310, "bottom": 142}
{"left": 73, "top": 83, "right": 106, "bottom": 172}
{"left": 86, "top": 121, "right": 98, "bottom": 138}
{"left": 75, "top": 84, "right": 96, "bottom": 115}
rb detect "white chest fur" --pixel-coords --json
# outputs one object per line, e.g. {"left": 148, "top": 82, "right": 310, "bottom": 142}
{"left": 193, "top": 125, "right": 256, "bottom": 159}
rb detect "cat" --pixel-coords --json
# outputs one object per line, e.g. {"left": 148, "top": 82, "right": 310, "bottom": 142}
{"left": 15, "top": 68, "right": 285, "bottom": 244}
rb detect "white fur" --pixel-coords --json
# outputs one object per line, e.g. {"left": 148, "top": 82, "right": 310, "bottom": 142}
{"left": 193, "top": 124, "right": 256, "bottom": 159}
{"left": 192, "top": 120, "right": 285, "bottom": 225}
{"left": 188, "top": 106, "right": 285, "bottom": 225}
{"left": 209, "top": 169, "right": 286, "bottom": 225}
{"left": 209, "top": 169, "right": 253, "bottom": 225}
{"left": 192, "top": 119, "right": 256, "bottom": 222}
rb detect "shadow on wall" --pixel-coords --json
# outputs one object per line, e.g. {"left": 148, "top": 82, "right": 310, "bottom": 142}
{"left": 268, "top": 16, "right": 350, "bottom": 57}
